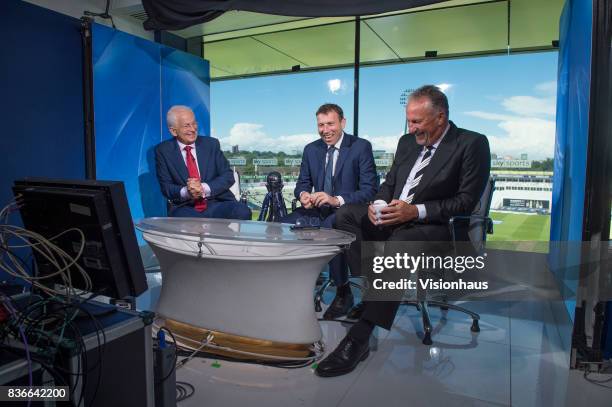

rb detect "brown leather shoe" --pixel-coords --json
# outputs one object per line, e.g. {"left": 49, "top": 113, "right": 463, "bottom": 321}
{"left": 315, "top": 335, "right": 370, "bottom": 377}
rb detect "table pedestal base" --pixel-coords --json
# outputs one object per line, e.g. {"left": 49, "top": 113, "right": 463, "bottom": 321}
{"left": 158, "top": 318, "right": 313, "bottom": 360}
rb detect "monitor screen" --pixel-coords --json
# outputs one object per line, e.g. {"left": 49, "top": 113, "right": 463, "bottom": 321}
{"left": 12, "top": 178, "right": 147, "bottom": 299}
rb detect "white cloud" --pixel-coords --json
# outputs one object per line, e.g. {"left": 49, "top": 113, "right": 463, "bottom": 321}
{"left": 502, "top": 96, "right": 556, "bottom": 116}
{"left": 464, "top": 110, "right": 556, "bottom": 159}
{"left": 218, "top": 122, "right": 315, "bottom": 153}
{"left": 463, "top": 82, "right": 557, "bottom": 159}
{"left": 464, "top": 111, "right": 516, "bottom": 121}
{"left": 327, "top": 79, "right": 342, "bottom": 94}
{"left": 436, "top": 83, "right": 452, "bottom": 93}
{"left": 487, "top": 117, "right": 555, "bottom": 159}
{"left": 361, "top": 133, "right": 403, "bottom": 153}
{"left": 535, "top": 81, "right": 557, "bottom": 94}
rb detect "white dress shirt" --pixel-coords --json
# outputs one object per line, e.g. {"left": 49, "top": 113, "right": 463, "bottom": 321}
{"left": 300, "top": 132, "right": 346, "bottom": 207}
{"left": 176, "top": 139, "right": 211, "bottom": 200}
{"left": 399, "top": 124, "right": 450, "bottom": 219}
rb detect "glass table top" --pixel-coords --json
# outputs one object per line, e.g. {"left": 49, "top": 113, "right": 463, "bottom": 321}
{"left": 136, "top": 217, "right": 355, "bottom": 246}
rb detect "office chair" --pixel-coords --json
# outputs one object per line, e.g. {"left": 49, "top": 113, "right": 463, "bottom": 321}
{"left": 166, "top": 168, "right": 246, "bottom": 215}
{"left": 288, "top": 199, "right": 365, "bottom": 311}
{"left": 402, "top": 177, "right": 496, "bottom": 345}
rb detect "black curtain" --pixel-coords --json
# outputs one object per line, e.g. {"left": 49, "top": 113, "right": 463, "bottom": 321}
{"left": 142, "top": 0, "right": 445, "bottom": 30}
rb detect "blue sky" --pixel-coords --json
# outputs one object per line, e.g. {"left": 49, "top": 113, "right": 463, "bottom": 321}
{"left": 210, "top": 51, "right": 558, "bottom": 159}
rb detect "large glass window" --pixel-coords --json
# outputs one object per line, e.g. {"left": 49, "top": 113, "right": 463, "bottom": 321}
{"left": 359, "top": 52, "right": 558, "bottom": 242}
{"left": 210, "top": 68, "right": 354, "bottom": 218}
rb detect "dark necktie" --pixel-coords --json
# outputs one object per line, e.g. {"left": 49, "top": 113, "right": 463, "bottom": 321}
{"left": 404, "top": 146, "right": 435, "bottom": 204}
{"left": 323, "top": 146, "right": 336, "bottom": 195}
{"left": 184, "top": 146, "right": 207, "bottom": 212}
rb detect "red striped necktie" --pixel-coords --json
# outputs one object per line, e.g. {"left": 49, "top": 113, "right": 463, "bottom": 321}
{"left": 184, "top": 145, "right": 207, "bottom": 212}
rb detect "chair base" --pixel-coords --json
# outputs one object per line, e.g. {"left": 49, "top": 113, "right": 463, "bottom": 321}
{"left": 402, "top": 300, "right": 480, "bottom": 345}
{"left": 314, "top": 278, "right": 364, "bottom": 313}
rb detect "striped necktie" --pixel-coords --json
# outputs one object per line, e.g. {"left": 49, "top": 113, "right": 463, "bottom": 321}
{"left": 404, "top": 146, "right": 435, "bottom": 204}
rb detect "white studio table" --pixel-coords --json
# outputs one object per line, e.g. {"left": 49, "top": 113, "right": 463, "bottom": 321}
{"left": 137, "top": 217, "right": 355, "bottom": 356}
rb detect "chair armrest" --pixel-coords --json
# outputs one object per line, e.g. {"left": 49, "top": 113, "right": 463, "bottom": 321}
{"left": 450, "top": 215, "right": 493, "bottom": 233}
{"left": 448, "top": 215, "right": 494, "bottom": 245}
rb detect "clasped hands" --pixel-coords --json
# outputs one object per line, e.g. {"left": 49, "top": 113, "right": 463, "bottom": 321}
{"left": 367, "top": 199, "right": 419, "bottom": 226}
{"left": 187, "top": 178, "right": 204, "bottom": 199}
{"left": 300, "top": 192, "right": 340, "bottom": 209}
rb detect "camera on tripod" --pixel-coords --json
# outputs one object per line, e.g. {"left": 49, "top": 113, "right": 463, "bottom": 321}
{"left": 258, "top": 171, "right": 288, "bottom": 222}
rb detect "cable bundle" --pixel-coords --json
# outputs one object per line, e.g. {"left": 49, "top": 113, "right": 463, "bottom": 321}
{"left": 0, "top": 292, "right": 108, "bottom": 407}
{"left": 0, "top": 197, "right": 93, "bottom": 298}
{"left": 0, "top": 197, "right": 103, "bottom": 406}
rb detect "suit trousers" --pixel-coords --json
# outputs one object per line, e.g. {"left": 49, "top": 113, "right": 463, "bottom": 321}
{"left": 170, "top": 200, "right": 252, "bottom": 220}
{"left": 335, "top": 203, "right": 452, "bottom": 330}
{"left": 281, "top": 207, "right": 349, "bottom": 287}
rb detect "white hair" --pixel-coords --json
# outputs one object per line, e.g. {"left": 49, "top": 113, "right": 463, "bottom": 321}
{"left": 167, "top": 105, "right": 193, "bottom": 128}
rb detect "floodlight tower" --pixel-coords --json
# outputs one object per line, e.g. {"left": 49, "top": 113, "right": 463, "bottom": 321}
{"left": 400, "top": 88, "right": 415, "bottom": 134}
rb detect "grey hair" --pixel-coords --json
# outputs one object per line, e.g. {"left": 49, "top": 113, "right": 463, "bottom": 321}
{"left": 167, "top": 105, "right": 193, "bottom": 128}
{"left": 409, "top": 85, "right": 449, "bottom": 117}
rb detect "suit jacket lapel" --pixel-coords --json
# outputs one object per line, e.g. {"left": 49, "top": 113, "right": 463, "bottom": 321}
{"left": 333, "top": 133, "right": 352, "bottom": 183}
{"left": 393, "top": 146, "right": 421, "bottom": 199}
{"left": 173, "top": 140, "right": 190, "bottom": 181}
{"left": 315, "top": 140, "right": 327, "bottom": 191}
{"left": 413, "top": 123, "right": 458, "bottom": 198}
{"left": 195, "top": 137, "right": 207, "bottom": 180}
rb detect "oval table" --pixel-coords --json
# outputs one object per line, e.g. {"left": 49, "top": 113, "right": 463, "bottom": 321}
{"left": 137, "top": 217, "right": 355, "bottom": 360}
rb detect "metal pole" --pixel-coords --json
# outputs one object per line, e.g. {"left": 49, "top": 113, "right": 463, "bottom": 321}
{"left": 353, "top": 16, "right": 360, "bottom": 137}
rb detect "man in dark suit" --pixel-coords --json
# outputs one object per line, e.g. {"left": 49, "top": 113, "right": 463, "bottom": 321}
{"left": 316, "top": 85, "right": 491, "bottom": 377}
{"left": 155, "top": 105, "right": 251, "bottom": 220}
{"left": 281, "top": 104, "right": 377, "bottom": 319}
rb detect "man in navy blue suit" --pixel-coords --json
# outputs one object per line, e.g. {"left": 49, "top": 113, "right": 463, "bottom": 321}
{"left": 282, "top": 104, "right": 377, "bottom": 319}
{"left": 155, "top": 105, "right": 251, "bottom": 220}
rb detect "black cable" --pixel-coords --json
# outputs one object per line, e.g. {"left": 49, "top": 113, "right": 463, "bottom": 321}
{"left": 176, "top": 381, "right": 195, "bottom": 402}
{"left": 67, "top": 299, "right": 107, "bottom": 407}
{"left": 83, "top": 0, "right": 116, "bottom": 28}
{"left": 155, "top": 327, "right": 179, "bottom": 384}
{"left": 11, "top": 296, "right": 107, "bottom": 407}
{"left": 173, "top": 346, "right": 315, "bottom": 369}
{"left": 583, "top": 364, "right": 612, "bottom": 388}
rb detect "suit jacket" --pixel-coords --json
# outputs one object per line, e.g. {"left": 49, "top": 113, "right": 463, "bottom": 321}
{"left": 155, "top": 136, "right": 235, "bottom": 203}
{"left": 376, "top": 121, "right": 490, "bottom": 225}
{"left": 295, "top": 133, "right": 378, "bottom": 205}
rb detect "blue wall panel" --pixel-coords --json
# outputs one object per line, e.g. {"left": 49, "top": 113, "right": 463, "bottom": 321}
{"left": 161, "top": 47, "right": 211, "bottom": 140}
{"left": 92, "top": 23, "right": 164, "bottom": 222}
{"left": 92, "top": 24, "right": 211, "bottom": 226}
{"left": 0, "top": 0, "right": 85, "bottom": 284}
{"left": 549, "top": 0, "right": 593, "bottom": 321}
{"left": 0, "top": 0, "right": 85, "bottom": 207}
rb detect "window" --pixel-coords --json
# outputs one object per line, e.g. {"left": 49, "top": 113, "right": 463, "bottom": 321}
{"left": 210, "top": 68, "right": 354, "bottom": 218}
{"left": 359, "top": 52, "right": 558, "bottom": 242}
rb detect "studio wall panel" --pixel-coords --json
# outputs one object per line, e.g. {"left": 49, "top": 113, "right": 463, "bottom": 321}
{"left": 161, "top": 47, "right": 211, "bottom": 139}
{"left": 92, "top": 23, "right": 211, "bottom": 225}
{"left": 0, "top": 0, "right": 85, "bottom": 207}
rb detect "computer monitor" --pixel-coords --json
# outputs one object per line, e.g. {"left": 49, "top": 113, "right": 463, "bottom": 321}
{"left": 12, "top": 178, "right": 147, "bottom": 299}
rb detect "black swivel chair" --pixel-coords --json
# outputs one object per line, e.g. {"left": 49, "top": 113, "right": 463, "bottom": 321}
{"left": 402, "top": 176, "right": 496, "bottom": 345}
{"left": 289, "top": 199, "right": 364, "bottom": 312}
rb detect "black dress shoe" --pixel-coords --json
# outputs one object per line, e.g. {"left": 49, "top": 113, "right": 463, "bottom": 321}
{"left": 323, "top": 292, "right": 354, "bottom": 320}
{"left": 316, "top": 335, "right": 370, "bottom": 377}
{"left": 347, "top": 302, "right": 365, "bottom": 320}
